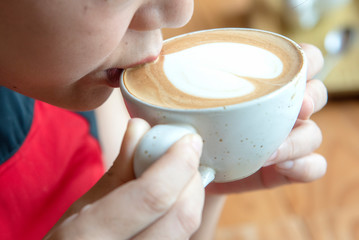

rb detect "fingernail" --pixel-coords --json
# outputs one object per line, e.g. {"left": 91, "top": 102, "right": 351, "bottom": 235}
{"left": 190, "top": 134, "right": 203, "bottom": 156}
{"left": 263, "top": 151, "right": 278, "bottom": 167}
{"left": 276, "top": 160, "right": 294, "bottom": 170}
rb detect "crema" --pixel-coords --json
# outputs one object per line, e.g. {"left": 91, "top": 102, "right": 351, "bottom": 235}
{"left": 124, "top": 29, "right": 303, "bottom": 109}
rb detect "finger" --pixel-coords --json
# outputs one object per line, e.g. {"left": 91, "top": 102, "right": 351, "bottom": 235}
{"left": 206, "top": 153, "right": 327, "bottom": 194}
{"left": 300, "top": 43, "right": 324, "bottom": 79}
{"left": 56, "top": 118, "right": 151, "bottom": 222}
{"left": 90, "top": 118, "right": 151, "bottom": 199}
{"left": 264, "top": 119, "right": 322, "bottom": 166}
{"left": 133, "top": 173, "right": 205, "bottom": 239}
{"left": 298, "top": 93, "right": 314, "bottom": 120}
{"left": 298, "top": 79, "right": 328, "bottom": 119}
{"left": 62, "top": 134, "right": 203, "bottom": 239}
{"left": 82, "top": 118, "right": 150, "bottom": 202}
{"left": 275, "top": 153, "right": 327, "bottom": 182}
{"left": 113, "top": 118, "right": 151, "bottom": 182}
{"left": 305, "top": 79, "right": 328, "bottom": 114}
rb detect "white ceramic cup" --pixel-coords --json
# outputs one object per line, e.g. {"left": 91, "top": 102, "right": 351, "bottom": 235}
{"left": 120, "top": 28, "right": 307, "bottom": 186}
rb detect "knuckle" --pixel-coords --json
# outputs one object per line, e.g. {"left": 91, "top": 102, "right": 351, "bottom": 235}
{"left": 141, "top": 182, "right": 174, "bottom": 213}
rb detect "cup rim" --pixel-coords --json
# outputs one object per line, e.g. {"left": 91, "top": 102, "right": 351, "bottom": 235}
{"left": 120, "top": 28, "right": 307, "bottom": 113}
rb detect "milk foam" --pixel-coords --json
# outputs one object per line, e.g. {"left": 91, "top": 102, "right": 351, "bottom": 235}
{"left": 163, "top": 42, "right": 283, "bottom": 99}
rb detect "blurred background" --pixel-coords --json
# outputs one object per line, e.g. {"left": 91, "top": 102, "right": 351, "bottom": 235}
{"left": 162, "top": 0, "right": 359, "bottom": 239}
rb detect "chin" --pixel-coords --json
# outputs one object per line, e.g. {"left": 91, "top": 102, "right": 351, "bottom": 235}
{"left": 54, "top": 87, "right": 114, "bottom": 112}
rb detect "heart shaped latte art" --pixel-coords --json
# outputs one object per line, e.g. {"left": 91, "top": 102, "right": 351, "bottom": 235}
{"left": 163, "top": 42, "right": 283, "bottom": 99}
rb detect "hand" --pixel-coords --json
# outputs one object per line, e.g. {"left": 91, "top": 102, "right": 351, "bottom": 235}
{"left": 45, "top": 119, "right": 205, "bottom": 239}
{"left": 206, "top": 43, "right": 328, "bottom": 194}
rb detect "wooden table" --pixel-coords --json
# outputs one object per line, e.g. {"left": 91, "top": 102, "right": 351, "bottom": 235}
{"left": 215, "top": 99, "right": 359, "bottom": 239}
{"left": 162, "top": 0, "right": 359, "bottom": 238}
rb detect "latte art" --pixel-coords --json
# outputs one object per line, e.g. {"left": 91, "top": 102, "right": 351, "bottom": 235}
{"left": 124, "top": 29, "right": 303, "bottom": 109}
{"left": 163, "top": 42, "right": 283, "bottom": 99}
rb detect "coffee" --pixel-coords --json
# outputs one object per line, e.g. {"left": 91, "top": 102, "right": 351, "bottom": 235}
{"left": 121, "top": 29, "right": 307, "bottom": 182}
{"left": 123, "top": 29, "right": 303, "bottom": 109}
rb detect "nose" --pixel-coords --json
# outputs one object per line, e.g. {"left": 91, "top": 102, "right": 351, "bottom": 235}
{"left": 129, "top": 0, "right": 193, "bottom": 31}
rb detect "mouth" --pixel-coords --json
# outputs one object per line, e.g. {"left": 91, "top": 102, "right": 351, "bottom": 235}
{"left": 105, "top": 55, "right": 159, "bottom": 88}
{"left": 106, "top": 68, "right": 124, "bottom": 88}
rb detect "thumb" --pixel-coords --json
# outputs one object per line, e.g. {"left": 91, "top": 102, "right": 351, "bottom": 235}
{"left": 59, "top": 118, "right": 150, "bottom": 220}
{"left": 109, "top": 118, "right": 151, "bottom": 184}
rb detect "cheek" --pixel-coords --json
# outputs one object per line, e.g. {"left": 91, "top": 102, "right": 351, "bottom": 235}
{"left": 52, "top": 28, "right": 122, "bottom": 79}
{"left": 40, "top": 17, "right": 130, "bottom": 82}
{"left": 46, "top": 4, "right": 137, "bottom": 81}
{"left": 2, "top": 2, "right": 133, "bottom": 85}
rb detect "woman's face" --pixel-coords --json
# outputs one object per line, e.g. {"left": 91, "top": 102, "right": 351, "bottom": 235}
{"left": 0, "top": 0, "right": 193, "bottom": 110}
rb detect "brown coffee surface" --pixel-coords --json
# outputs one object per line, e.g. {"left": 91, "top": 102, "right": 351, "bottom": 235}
{"left": 124, "top": 29, "right": 303, "bottom": 109}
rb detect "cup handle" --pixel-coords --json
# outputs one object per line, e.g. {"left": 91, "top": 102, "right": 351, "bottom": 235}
{"left": 133, "top": 124, "right": 215, "bottom": 187}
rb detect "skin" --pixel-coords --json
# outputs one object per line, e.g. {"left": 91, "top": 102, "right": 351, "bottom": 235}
{"left": 0, "top": 0, "right": 193, "bottom": 110}
{"left": 0, "top": 0, "right": 328, "bottom": 239}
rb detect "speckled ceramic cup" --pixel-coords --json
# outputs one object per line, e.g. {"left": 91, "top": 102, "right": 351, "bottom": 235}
{"left": 120, "top": 28, "right": 307, "bottom": 185}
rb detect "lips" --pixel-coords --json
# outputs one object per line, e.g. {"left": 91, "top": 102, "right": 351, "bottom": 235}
{"left": 106, "top": 68, "right": 124, "bottom": 88}
{"left": 105, "top": 55, "right": 160, "bottom": 88}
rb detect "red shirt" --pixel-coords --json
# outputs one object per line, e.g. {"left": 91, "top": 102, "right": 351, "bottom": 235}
{"left": 0, "top": 91, "right": 104, "bottom": 240}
